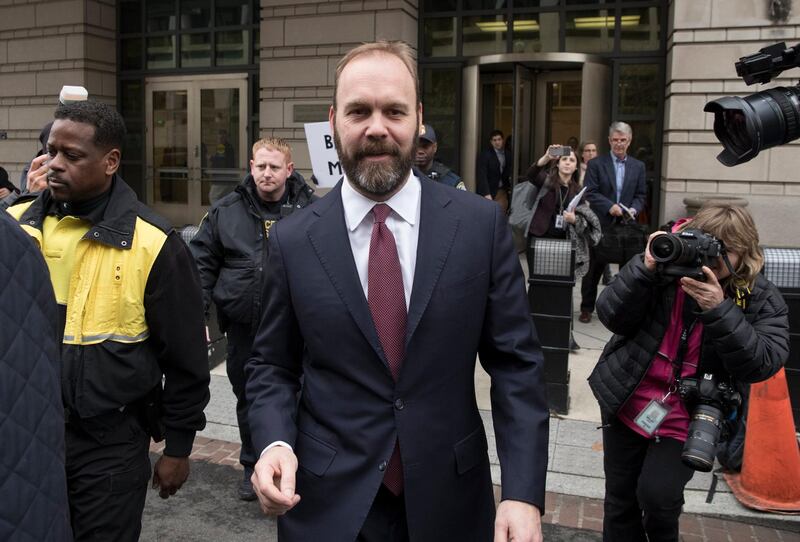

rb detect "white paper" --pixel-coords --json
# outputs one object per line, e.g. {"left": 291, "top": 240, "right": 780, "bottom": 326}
{"left": 304, "top": 122, "right": 342, "bottom": 188}
{"left": 565, "top": 187, "right": 587, "bottom": 213}
{"left": 618, "top": 202, "right": 637, "bottom": 220}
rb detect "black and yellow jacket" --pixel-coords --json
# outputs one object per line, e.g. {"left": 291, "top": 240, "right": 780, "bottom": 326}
{"left": 8, "top": 176, "right": 210, "bottom": 457}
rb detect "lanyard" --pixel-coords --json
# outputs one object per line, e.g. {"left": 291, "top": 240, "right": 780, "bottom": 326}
{"left": 664, "top": 295, "right": 698, "bottom": 401}
{"left": 557, "top": 185, "right": 568, "bottom": 212}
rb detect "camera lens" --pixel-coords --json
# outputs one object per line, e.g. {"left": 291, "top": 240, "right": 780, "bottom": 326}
{"left": 650, "top": 235, "right": 682, "bottom": 263}
{"left": 681, "top": 404, "right": 723, "bottom": 472}
{"left": 705, "top": 85, "right": 800, "bottom": 166}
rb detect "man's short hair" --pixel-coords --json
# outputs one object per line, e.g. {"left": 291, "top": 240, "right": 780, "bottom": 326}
{"left": 608, "top": 121, "right": 633, "bottom": 138}
{"left": 54, "top": 101, "right": 126, "bottom": 152}
{"left": 252, "top": 137, "right": 292, "bottom": 163}
{"left": 333, "top": 40, "right": 419, "bottom": 109}
{"left": 489, "top": 129, "right": 504, "bottom": 139}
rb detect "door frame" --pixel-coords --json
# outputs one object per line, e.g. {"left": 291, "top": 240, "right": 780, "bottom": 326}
{"left": 461, "top": 52, "right": 610, "bottom": 191}
{"left": 145, "top": 73, "right": 248, "bottom": 225}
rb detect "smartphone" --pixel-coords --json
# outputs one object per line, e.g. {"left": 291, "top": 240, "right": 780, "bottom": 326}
{"left": 554, "top": 145, "right": 573, "bottom": 157}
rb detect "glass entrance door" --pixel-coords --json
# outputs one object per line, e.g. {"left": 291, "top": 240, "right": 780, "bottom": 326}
{"left": 534, "top": 71, "right": 582, "bottom": 156}
{"left": 145, "top": 75, "right": 247, "bottom": 226}
{"left": 513, "top": 65, "right": 535, "bottom": 181}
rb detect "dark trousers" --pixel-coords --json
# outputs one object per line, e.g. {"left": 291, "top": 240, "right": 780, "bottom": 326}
{"left": 602, "top": 419, "right": 695, "bottom": 542}
{"left": 580, "top": 245, "right": 608, "bottom": 314}
{"left": 357, "top": 486, "right": 409, "bottom": 542}
{"left": 226, "top": 324, "right": 257, "bottom": 468}
{"left": 65, "top": 409, "right": 151, "bottom": 542}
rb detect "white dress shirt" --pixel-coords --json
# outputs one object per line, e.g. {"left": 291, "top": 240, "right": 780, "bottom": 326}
{"left": 341, "top": 171, "right": 421, "bottom": 309}
{"left": 262, "top": 171, "right": 421, "bottom": 457}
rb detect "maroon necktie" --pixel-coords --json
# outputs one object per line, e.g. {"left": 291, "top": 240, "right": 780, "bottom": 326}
{"left": 368, "top": 204, "right": 406, "bottom": 495}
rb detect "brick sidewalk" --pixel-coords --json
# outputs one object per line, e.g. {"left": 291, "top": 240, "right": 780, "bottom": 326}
{"left": 152, "top": 438, "right": 799, "bottom": 542}
{"left": 541, "top": 491, "right": 799, "bottom": 542}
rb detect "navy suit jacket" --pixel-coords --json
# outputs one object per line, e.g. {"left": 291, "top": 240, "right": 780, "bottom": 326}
{"left": 246, "top": 174, "right": 549, "bottom": 542}
{"left": 584, "top": 153, "right": 647, "bottom": 228}
{"left": 476, "top": 147, "right": 512, "bottom": 197}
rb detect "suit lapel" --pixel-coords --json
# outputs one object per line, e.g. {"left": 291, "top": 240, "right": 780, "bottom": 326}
{"left": 306, "top": 183, "right": 387, "bottom": 367}
{"left": 405, "top": 179, "right": 459, "bottom": 346}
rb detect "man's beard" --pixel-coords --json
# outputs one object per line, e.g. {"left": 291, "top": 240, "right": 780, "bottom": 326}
{"left": 333, "top": 131, "right": 416, "bottom": 197}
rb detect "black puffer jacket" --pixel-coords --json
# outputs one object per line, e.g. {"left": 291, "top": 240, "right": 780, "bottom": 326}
{"left": 190, "top": 172, "right": 316, "bottom": 333}
{"left": 588, "top": 255, "right": 789, "bottom": 417}
{"left": 0, "top": 211, "right": 71, "bottom": 541}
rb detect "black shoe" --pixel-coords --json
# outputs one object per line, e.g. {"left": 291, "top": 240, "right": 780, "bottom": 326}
{"left": 238, "top": 467, "right": 257, "bottom": 501}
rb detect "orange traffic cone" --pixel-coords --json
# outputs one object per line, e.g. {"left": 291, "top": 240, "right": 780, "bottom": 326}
{"left": 723, "top": 368, "right": 800, "bottom": 513}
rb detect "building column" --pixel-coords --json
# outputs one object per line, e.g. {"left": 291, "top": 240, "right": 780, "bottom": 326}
{"left": 0, "top": 0, "right": 116, "bottom": 182}
{"left": 662, "top": 0, "right": 800, "bottom": 245}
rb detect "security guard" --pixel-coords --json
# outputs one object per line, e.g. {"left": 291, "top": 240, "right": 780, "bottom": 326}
{"left": 190, "top": 137, "right": 316, "bottom": 500}
{"left": 414, "top": 124, "right": 466, "bottom": 190}
{"left": 7, "top": 100, "right": 210, "bottom": 541}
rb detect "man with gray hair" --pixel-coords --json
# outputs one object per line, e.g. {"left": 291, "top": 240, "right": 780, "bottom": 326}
{"left": 579, "top": 121, "right": 647, "bottom": 323}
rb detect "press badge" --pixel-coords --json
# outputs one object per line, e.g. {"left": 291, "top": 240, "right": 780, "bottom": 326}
{"left": 633, "top": 399, "right": 671, "bottom": 435}
{"left": 555, "top": 214, "right": 565, "bottom": 229}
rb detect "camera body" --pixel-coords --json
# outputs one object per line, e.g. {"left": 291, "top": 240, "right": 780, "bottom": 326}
{"left": 678, "top": 373, "right": 742, "bottom": 472}
{"left": 649, "top": 229, "right": 724, "bottom": 280}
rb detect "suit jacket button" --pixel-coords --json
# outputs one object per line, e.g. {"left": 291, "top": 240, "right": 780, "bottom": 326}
{"left": 378, "top": 461, "right": 387, "bottom": 471}
{"left": 394, "top": 399, "right": 404, "bottom": 410}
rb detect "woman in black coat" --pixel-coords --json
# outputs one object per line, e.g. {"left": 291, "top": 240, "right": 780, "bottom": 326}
{"left": 588, "top": 203, "right": 789, "bottom": 541}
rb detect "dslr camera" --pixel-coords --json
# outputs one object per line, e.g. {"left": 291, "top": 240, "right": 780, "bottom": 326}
{"left": 705, "top": 41, "right": 800, "bottom": 166}
{"left": 678, "top": 373, "right": 742, "bottom": 472}
{"left": 649, "top": 229, "right": 724, "bottom": 280}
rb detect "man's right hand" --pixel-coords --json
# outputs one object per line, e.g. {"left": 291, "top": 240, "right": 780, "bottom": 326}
{"left": 27, "top": 154, "right": 49, "bottom": 193}
{"left": 252, "top": 445, "right": 301, "bottom": 516}
{"left": 609, "top": 203, "right": 623, "bottom": 217}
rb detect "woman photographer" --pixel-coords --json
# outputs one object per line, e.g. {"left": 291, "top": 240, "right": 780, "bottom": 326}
{"left": 589, "top": 203, "right": 789, "bottom": 541}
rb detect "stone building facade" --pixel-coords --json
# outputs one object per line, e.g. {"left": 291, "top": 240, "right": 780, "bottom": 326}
{"left": 1, "top": 0, "right": 798, "bottom": 246}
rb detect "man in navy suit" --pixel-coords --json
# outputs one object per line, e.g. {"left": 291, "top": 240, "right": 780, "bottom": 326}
{"left": 476, "top": 129, "right": 513, "bottom": 213}
{"left": 579, "top": 122, "right": 647, "bottom": 323}
{"left": 246, "top": 40, "right": 549, "bottom": 542}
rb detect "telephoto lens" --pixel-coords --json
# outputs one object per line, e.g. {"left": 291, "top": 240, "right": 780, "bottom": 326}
{"left": 681, "top": 404, "right": 724, "bottom": 472}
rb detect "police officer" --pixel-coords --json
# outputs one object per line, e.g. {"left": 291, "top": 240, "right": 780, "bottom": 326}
{"left": 190, "top": 137, "right": 316, "bottom": 500}
{"left": 414, "top": 124, "right": 466, "bottom": 190}
{"left": 7, "top": 100, "right": 210, "bottom": 541}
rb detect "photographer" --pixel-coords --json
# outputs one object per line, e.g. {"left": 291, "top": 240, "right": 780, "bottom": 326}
{"left": 588, "top": 202, "right": 789, "bottom": 541}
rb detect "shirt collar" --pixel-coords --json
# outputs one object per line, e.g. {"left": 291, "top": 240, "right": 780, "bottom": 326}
{"left": 611, "top": 152, "right": 627, "bottom": 163}
{"left": 44, "top": 180, "right": 113, "bottom": 225}
{"left": 341, "top": 171, "right": 420, "bottom": 232}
